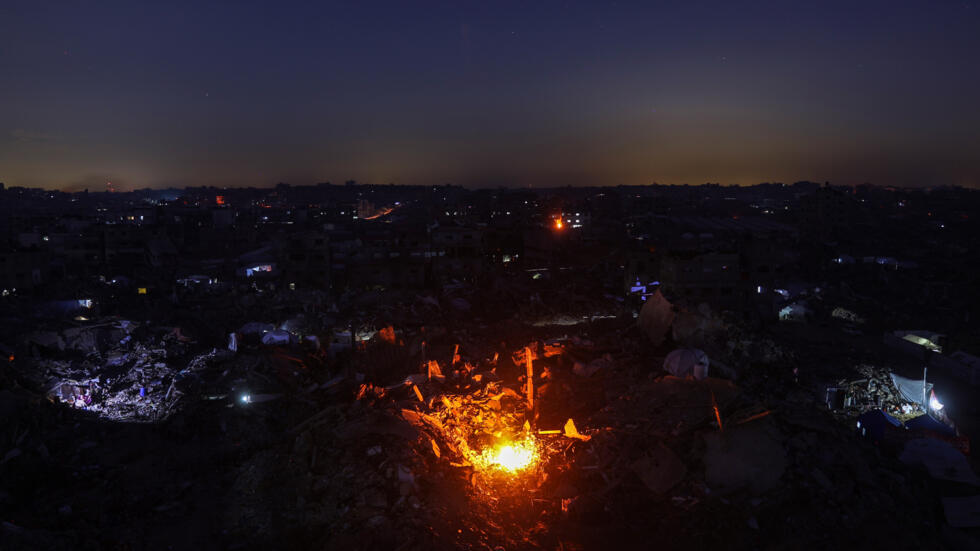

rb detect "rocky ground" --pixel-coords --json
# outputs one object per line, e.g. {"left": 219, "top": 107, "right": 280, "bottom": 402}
{"left": 1, "top": 277, "right": 978, "bottom": 550}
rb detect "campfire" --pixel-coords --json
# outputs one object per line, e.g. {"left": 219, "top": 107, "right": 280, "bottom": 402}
{"left": 479, "top": 437, "right": 538, "bottom": 472}
{"left": 422, "top": 384, "right": 549, "bottom": 481}
{"left": 397, "top": 345, "right": 588, "bottom": 493}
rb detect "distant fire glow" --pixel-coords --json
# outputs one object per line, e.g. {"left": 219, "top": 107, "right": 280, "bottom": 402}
{"left": 554, "top": 218, "right": 563, "bottom": 230}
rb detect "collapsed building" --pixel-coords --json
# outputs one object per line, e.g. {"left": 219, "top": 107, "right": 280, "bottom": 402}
{"left": 3, "top": 267, "right": 978, "bottom": 550}
{"left": 3, "top": 183, "right": 980, "bottom": 549}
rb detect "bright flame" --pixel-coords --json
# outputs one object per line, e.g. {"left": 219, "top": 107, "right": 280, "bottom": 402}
{"left": 554, "top": 218, "right": 563, "bottom": 230}
{"left": 482, "top": 439, "right": 537, "bottom": 472}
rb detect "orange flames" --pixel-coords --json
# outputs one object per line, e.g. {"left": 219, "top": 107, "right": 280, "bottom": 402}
{"left": 400, "top": 354, "right": 589, "bottom": 487}
{"left": 478, "top": 437, "right": 538, "bottom": 472}
{"left": 424, "top": 382, "right": 548, "bottom": 481}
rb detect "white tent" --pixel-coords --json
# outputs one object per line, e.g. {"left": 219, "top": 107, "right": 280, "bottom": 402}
{"left": 890, "top": 372, "right": 932, "bottom": 406}
{"left": 778, "top": 302, "right": 810, "bottom": 321}
{"left": 664, "top": 348, "right": 709, "bottom": 380}
{"left": 261, "top": 330, "right": 293, "bottom": 346}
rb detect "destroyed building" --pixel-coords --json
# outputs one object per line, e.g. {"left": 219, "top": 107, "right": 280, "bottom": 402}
{"left": 2, "top": 182, "right": 980, "bottom": 550}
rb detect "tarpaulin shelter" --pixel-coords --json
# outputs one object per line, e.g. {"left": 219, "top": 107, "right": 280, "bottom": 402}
{"left": 890, "top": 373, "right": 932, "bottom": 406}
{"left": 856, "top": 409, "right": 903, "bottom": 440}
{"left": 906, "top": 414, "right": 956, "bottom": 437}
{"left": 663, "top": 348, "right": 709, "bottom": 380}
{"left": 261, "top": 330, "right": 293, "bottom": 346}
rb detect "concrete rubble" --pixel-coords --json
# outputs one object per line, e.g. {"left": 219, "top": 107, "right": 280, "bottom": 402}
{"left": 1, "top": 274, "right": 977, "bottom": 551}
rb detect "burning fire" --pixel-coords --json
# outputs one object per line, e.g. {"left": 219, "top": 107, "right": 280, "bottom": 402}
{"left": 554, "top": 218, "right": 563, "bottom": 230}
{"left": 423, "top": 383, "right": 547, "bottom": 479}
{"left": 479, "top": 438, "right": 538, "bottom": 473}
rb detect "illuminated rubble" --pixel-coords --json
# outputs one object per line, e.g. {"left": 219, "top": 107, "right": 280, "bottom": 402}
{"left": 1, "top": 266, "right": 977, "bottom": 549}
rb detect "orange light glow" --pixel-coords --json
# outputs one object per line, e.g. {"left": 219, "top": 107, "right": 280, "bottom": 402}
{"left": 479, "top": 438, "right": 538, "bottom": 473}
{"left": 554, "top": 218, "right": 563, "bottom": 230}
{"left": 216, "top": 195, "right": 226, "bottom": 205}
{"left": 361, "top": 206, "right": 395, "bottom": 220}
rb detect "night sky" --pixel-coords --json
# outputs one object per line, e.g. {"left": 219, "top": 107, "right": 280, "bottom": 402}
{"left": 2, "top": 1, "right": 979, "bottom": 190}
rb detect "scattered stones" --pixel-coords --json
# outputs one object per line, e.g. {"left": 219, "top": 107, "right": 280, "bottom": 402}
{"left": 0, "top": 276, "right": 966, "bottom": 551}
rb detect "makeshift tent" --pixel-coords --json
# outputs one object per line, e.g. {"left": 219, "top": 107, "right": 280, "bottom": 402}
{"left": 905, "top": 414, "right": 956, "bottom": 437}
{"left": 280, "top": 315, "right": 313, "bottom": 334}
{"left": 856, "top": 409, "right": 903, "bottom": 440}
{"left": 664, "top": 348, "right": 709, "bottom": 380}
{"left": 778, "top": 302, "right": 810, "bottom": 321}
{"left": 891, "top": 330, "right": 944, "bottom": 352}
{"left": 890, "top": 373, "right": 933, "bottom": 406}
{"left": 261, "top": 330, "right": 293, "bottom": 346}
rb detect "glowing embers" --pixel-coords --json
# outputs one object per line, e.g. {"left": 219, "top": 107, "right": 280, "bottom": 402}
{"left": 427, "top": 384, "right": 550, "bottom": 482}
{"left": 478, "top": 437, "right": 538, "bottom": 473}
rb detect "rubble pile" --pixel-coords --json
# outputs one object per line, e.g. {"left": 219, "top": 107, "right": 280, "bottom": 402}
{"left": 46, "top": 343, "right": 181, "bottom": 422}
{"left": 1, "top": 280, "right": 975, "bottom": 550}
{"left": 724, "top": 321, "right": 796, "bottom": 371}
{"left": 831, "top": 306, "right": 866, "bottom": 325}
{"left": 219, "top": 335, "right": 952, "bottom": 549}
{"left": 829, "top": 364, "right": 925, "bottom": 418}
{"left": 25, "top": 321, "right": 228, "bottom": 423}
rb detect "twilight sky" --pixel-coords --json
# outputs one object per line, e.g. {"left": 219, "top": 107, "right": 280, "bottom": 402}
{"left": 1, "top": 1, "right": 979, "bottom": 190}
